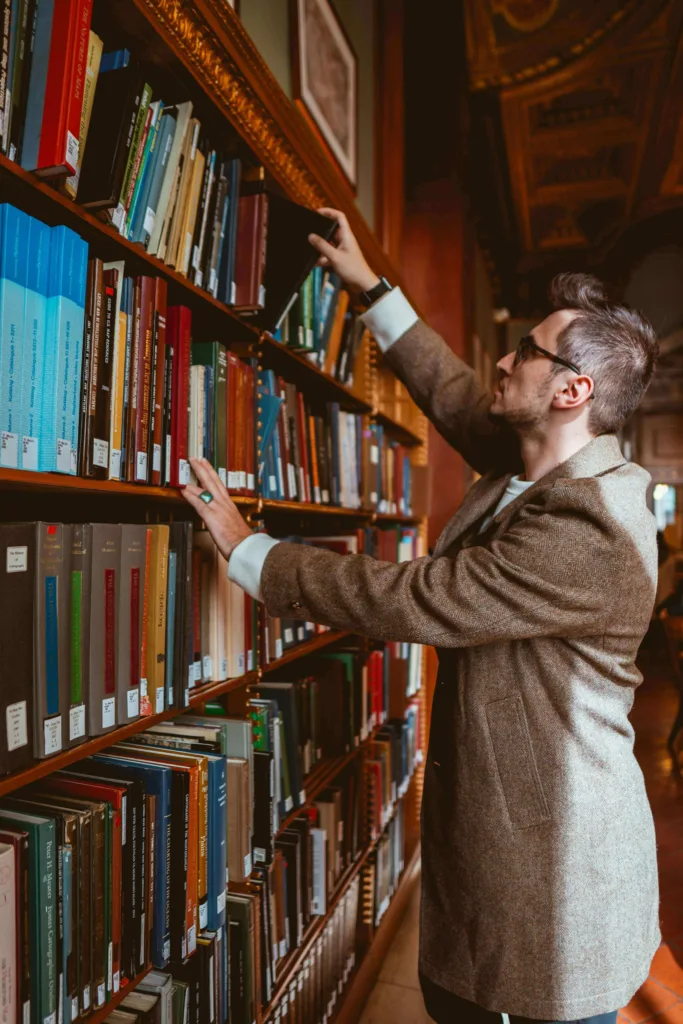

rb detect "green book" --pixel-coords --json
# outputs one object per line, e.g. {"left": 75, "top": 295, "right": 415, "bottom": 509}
{"left": 318, "top": 652, "right": 357, "bottom": 751}
{"left": 0, "top": 809, "right": 57, "bottom": 1024}
{"left": 192, "top": 342, "right": 227, "bottom": 485}
{"left": 114, "top": 82, "right": 153, "bottom": 229}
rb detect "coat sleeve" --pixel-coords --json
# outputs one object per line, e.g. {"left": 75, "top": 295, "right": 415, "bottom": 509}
{"left": 381, "top": 319, "right": 521, "bottom": 475}
{"left": 260, "top": 483, "right": 625, "bottom": 647}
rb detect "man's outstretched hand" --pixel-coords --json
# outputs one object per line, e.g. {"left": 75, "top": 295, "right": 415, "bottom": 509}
{"left": 309, "top": 208, "right": 380, "bottom": 295}
{"left": 182, "top": 457, "right": 252, "bottom": 561}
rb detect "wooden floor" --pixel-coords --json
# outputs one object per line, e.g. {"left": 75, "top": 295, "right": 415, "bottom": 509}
{"left": 359, "top": 633, "right": 683, "bottom": 1023}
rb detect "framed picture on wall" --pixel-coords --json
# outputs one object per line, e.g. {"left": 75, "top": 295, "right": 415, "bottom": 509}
{"left": 291, "top": 0, "right": 358, "bottom": 186}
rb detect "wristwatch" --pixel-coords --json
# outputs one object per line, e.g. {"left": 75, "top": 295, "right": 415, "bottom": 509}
{"left": 359, "top": 276, "right": 392, "bottom": 309}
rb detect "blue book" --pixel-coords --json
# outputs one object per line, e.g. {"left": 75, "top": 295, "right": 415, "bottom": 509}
{"left": 165, "top": 550, "right": 177, "bottom": 708}
{"left": 131, "top": 108, "right": 175, "bottom": 246}
{"left": 206, "top": 754, "right": 227, "bottom": 933}
{"left": 127, "top": 100, "right": 164, "bottom": 240}
{"left": 94, "top": 754, "right": 172, "bottom": 969}
{"left": 41, "top": 226, "right": 87, "bottom": 474}
{"left": 19, "top": 0, "right": 54, "bottom": 171}
{"left": 99, "top": 48, "right": 131, "bottom": 73}
{"left": 0, "top": 203, "right": 29, "bottom": 468}
{"left": 20, "top": 215, "right": 50, "bottom": 471}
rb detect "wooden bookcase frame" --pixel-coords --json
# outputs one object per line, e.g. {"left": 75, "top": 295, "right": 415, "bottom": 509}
{"left": 0, "top": 0, "right": 430, "bottom": 1020}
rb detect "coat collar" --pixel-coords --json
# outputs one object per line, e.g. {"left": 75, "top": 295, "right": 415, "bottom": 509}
{"left": 434, "top": 434, "right": 626, "bottom": 557}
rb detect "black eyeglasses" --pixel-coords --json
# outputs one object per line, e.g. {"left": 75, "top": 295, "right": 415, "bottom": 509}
{"left": 514, "top": 335, "right": 581, "bottom": 374}
{"left": 513, "top": 334, "right": 595, "bottom": 400}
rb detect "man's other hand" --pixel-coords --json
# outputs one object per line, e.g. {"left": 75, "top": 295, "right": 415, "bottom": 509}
{"left": 182, "top": 457, "right": 252, "bottom": 561}
{"left": 309, "top": 208, "right": 380, "bottom": 295}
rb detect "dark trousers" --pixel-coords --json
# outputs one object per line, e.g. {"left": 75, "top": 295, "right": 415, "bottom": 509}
{"left": 420, "top": 974, "right": 619, "bottom": 1024}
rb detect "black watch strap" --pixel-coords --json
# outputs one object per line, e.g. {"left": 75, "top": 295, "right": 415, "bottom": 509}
{"left": 360, "top": 276, "right": 392, "bottom": 308}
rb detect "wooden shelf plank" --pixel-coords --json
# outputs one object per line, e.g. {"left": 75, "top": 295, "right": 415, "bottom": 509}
{"left": 261, "top": 333, "right": 372, "bottom": 413}
{"left": 0, "top": 672, "right": 258, "bottom": 798}
{"left": 0, "top": 153, "right": 257, "bottom": 341}
{"left": 374, "top": 512, "right": 422, "bottom": 525}
{"left": 86, "top": 967, "right": 153, "bottom": 1024}
{"left": 261, "top": 629, "right": 353, "bottom": 672}
{"left": 259, "top": 500, "right": 369, "bottom": 518}
{"left": 0, "top": 466, "right": 255, "bottom": 504}
{"left": 373, "top": 410, "right": 423, "bottom": 447}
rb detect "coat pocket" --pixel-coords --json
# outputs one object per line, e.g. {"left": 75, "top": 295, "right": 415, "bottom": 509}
{"left": 485, "top": 695, "right": 551, "bottom": 830}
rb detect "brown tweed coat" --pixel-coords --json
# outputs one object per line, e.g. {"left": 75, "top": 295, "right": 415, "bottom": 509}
{"left": 260, "top": 319, "right": 660, "bottom": 1019}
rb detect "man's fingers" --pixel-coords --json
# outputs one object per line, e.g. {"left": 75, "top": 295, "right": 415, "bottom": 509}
{"left": 317, "top": 207, "right": 346, "bottom": 228}
{"left": 190, "top": 457, "right": 229, "bottom": 500}
{"left": 308, "top": 233, "right": 338, "bottom": 260}
{"left": 182, "top": 486, "right": 209, "bottom": 519}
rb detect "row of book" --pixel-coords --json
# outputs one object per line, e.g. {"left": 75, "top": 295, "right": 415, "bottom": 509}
{"left": 98, "top": 876, "right": 362, "bottom": 1024}
{"left": 272, "top": 268, "right": 367, "bottom": 389}
{"left": 0, "top": 696, "right": 420, "bottom": 1024}
{"left": 0, "top": 520, "right": 256, "bottom": 768}
{"left": 0, "top": 203, "right": 407, "bottom": 510}
{"left": 2, "top": 6, "right": 343, "bottom": 338}
{"left": 0, "top": 204, "right": 259, "bottom": 488}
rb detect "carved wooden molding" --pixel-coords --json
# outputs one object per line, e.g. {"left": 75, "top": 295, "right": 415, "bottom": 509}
{"left": 133, "top": 0, "right": 405, "bottom": 291}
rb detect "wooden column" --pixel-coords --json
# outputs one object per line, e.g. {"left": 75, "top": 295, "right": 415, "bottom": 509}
{"left": 375, "top": 0, "right": 405, "bottom": 266}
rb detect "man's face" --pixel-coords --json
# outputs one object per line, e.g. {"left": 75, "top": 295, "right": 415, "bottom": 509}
{"left": 489, "top": 309, "right": 578, "bottom": 428}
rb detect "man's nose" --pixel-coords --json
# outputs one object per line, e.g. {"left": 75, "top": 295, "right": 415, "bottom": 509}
{"left": 497, "top": 351, "right": 515, "bottom": 375}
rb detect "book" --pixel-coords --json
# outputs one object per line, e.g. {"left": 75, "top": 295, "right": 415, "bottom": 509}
{"left": 117, "top": 525, "right": 149, "bottom": 725}
{"left": 77, "top": 63, "right": 145, "bottom": 211}
{"left": 0, "top": 203, "right": 28, "bottom": 469}
{"left": 62, "top": 28, "right": 103, "bottom": 199}
{"left": 142, "top": 525, "right": 169, "bottom": 717}
{"left": 85, "top": 524, "right": 120, "bottom": 737}
{"left": 19, "top": 213, "right": 49, "bottom": 472}
{"left": 168, "top": 305, "right": 191, "bottom": 488}
{"left": 0, "top": 841, "right": 16, "bottom": 1024}
{"left": 0, "top": 523, "right": 34, "bottom": 773}
{"left": 33, "top": 523, "right": 72, "bottom": 758}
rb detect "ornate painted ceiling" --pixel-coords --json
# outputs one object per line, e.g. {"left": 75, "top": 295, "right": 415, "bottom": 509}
{"left": 463, "top": 0, "right": 683, "bottom": 311}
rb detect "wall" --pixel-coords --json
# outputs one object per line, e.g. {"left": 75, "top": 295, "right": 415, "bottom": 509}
{"left": 239, "top": 0, "right": 376, "bottom": 228}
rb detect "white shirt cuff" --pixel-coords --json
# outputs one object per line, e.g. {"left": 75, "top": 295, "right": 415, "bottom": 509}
{"left": 360, "top": 287, "right": 419, "bottom": 352}
{"left": 227, "top": 533, "right": 280, "bottom": 602}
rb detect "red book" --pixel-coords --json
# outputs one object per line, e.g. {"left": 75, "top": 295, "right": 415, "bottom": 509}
{"left": 132, "top": 277, "right": 155, "bottom": 483}
{"left": 36, "top": 0, "right": 92, "bottom": 176}
{"left": 168, "top": 305, "right": 192, "bottom": 488}
{"left": 233, "top": 193, "right": 268, "bottom": 311}
{"left": 149, "top": 279, "right": 168, "bottom": 486}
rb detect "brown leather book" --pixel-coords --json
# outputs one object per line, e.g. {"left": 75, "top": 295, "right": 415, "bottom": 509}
{"left": 81, "top": 259, "right": 104, "bottom": 477}
{"left": 87, "top": 525, "right": 121, "bottom": 737}
{"left": 233, "top": 192, "right": 268, "bottom": 312}
{"left": 117, "top": 525, "right": 149, "bottom": 725}
{"left": 69, "top": 524, "right": 92, "bottom": 747}
{"left": 0, "top": 524, "right": 34, "bottom": 773}
{"left": 323, "top": 290, "right": 350, "bottom": 377}
{"left": 89, "top": 267, "right": 118, "bottom": 480}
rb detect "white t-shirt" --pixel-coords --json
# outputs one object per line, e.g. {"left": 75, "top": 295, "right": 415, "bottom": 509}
{"left": 479, "top": 475, "right": 535, "bottom": 533}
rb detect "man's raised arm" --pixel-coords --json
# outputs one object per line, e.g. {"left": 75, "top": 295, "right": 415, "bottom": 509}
{"left": 310, "top": 208, "right": 519, "bottom": 475}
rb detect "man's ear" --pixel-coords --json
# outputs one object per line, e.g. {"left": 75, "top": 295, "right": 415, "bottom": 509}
{"left": 552, "top": 375, "right": 593, "bottom": 409}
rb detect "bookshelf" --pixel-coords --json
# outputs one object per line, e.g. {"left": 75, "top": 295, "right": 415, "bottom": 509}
{"left": 0, "top": 1, "right": 430, "bottom": 1022}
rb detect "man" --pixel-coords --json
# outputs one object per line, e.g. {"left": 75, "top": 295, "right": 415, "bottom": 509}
{"left": 183, "top": 209, "right": 661, "bottom": 1024}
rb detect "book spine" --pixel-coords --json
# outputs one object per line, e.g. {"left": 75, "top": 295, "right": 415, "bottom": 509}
{"left": 39, "top": 821, "right": 58, "bottom": 1023}
{"left": 134, "top": 276, "right": 154, "bottom": 483}
{"left": 59, "top": 0, "right": 93, "bottom": 176}
{"left": 165, "top": 549, "right": 176, "bottom": 707}
{"left": 91, "top": 268, "right": 117, "bottom": 478}
{"left": 0, "top": 204, "right": 28, "bottom": 468}
{"left": 112, "top": 81, "right": 152, "bottom": 231}
{"left": 18, "top": 0, "right": 53, "bottom": 170}
{"left": 0, "top": 0, "right": 10, "bottom": 153}
{"left": 7, "top": 0, "right": 33, "bottom": 162}
{"left": 126, "top": 100, "right": 162, "bottom": 239}
{"left": 138, "top": 111, "right": 175, "bottom": 248}
{"left": 170, "top": 305, "right": 191, "bottom": 488}
{"left": 149, "top": 277, "right": 167, "bottom": 486}
{"left": 63, "top": 28, "right": 102, "bottom": 199}
{"left": 108, "top": 267, "right": 127, "bottom": 480}
{"left": 34, "top": 0, "right": 80, "bottom": 175}
{"left": 66, "top": 234, "right": 87, "bottom": 475}
{"left": 19, "top": 214, "right": 48, "bottom": 471}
